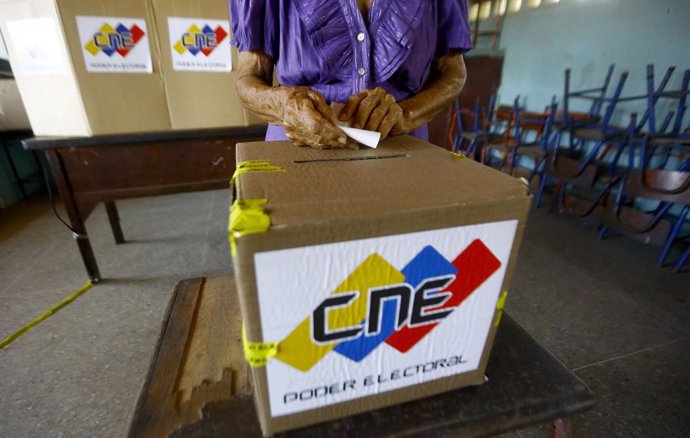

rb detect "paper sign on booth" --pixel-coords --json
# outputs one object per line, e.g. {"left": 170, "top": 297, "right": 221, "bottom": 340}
{"left": 167, "top": 17, "right": 232, "bottom": 72}
{"left": 76, "top": 16, "right": 152, "bottom": 73}
{"left": 253, "top": 219, "right": 518, "bottom": 417}
{"left": 6, "top": 17, "right": 68, "bottom": 75}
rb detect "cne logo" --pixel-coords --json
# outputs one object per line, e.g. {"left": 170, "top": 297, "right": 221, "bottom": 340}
{"left": 274, "top": 240, "right": 502, "bottom": 372}
{"left": 173, "top": 23, "right": 228, "bottom": 57}
{"left": 84, "top": 23, "right": 145, "bottom": 57}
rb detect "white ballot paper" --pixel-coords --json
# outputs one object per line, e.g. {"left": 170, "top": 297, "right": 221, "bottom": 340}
{"left": 340, "top": 126, "right": 381, "bottom": 148}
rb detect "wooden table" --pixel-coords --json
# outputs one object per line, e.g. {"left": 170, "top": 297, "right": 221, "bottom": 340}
{"left": 129, "top": 277, "right": 594, "bottom": 438}
{"left": 22, "top": 126, "right": 266, "bottom": 282}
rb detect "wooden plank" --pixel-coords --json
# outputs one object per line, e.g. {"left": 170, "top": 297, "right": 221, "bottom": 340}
{"left": 175, "top": 277, "right": 250, "bottom": 427}
{"left": 129, "top": 278, "right": 205, "bottom": 438}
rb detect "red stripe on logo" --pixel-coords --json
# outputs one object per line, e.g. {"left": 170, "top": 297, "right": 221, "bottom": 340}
{"left": 130, "top": 25, "right": 145, "bottom": 43}
{"left": 385, "top": 239, "right": 502, "bottom": 353}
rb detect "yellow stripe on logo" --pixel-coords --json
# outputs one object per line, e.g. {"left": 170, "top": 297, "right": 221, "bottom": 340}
{"left": 84, "top": 40, "right": 100, "bottom": 55}
{"left": 173, "top": 40, "right": 186, "bottom": 55}
{"left": 275, "top": 254, "right": 404, "bottom": 372}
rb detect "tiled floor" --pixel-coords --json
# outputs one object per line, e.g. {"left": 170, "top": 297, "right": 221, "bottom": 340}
{"left": 0, "top": 190, "right": 688, "bottom": 437}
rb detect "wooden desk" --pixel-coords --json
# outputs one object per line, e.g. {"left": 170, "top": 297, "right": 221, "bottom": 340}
{"left": 23, "top": 126, "right": 266, "bottom": 282}
{"left": 129, "top": 277, "right": 594, "bottom": 438}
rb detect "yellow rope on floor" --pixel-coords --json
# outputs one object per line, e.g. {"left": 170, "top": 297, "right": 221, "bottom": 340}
{"left": 0, "top": 280, "right": 93, "bottom": 350}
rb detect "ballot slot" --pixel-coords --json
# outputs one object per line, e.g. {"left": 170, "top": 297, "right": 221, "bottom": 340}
{"left": 293, "top": 154, "right": 409, "bottom": 164}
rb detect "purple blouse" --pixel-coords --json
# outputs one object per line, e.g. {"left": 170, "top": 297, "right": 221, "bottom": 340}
{"left": 230, "top": 0, "right": 472, "bottom": 141}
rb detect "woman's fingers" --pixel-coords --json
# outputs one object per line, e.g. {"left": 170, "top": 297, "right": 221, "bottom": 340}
{"left": 352, "top": 89, "right": 385, "bottom": 129}
{"left": 339, "top": 91, "right": 368, "bottom": 121}
{"left": 379, "top": 107, "right": 402, "bottom": 140}
{"left": 308, "top": 90, "right": 343, "bottom": 127}
{"left": 365, "top": 99, "right": 392, "bottom": 132}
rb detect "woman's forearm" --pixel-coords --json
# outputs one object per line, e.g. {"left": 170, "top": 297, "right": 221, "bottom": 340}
{"left": 235, "top": 51, "right": 288, "bottom": 124}
{"left": 395, "top": 54, "right": 467, "bottom": 134}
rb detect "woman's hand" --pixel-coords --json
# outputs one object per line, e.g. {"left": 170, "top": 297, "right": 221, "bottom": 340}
{"left": 235, "top": 51, "right": 349, "bottom": 149}
{"left": 281, "top": 87, "right": 349, "bottom": 149}
{"left": 338, "top": 87, "right": 409, "bottom": 141}
{"left": 338, "top": 54, "right": 467, "bottom": 139}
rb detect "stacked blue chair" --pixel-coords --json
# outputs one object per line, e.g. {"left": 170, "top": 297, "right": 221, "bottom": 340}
{"left": 592, "top": 65, "right": 689, "bottom": 269}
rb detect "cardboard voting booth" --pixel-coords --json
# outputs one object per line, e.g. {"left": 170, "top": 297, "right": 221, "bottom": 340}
{"left": 0, "top": 0, "right": 260, "bottom": 136}
{"left": 229, "top": 136, "right": 531, "bottom": 435}
{"left": 0, "top": 0, "right": 170, "bottom": 136}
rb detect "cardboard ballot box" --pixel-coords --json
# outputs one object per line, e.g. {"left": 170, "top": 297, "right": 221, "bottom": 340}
{"left": 0, "top": 0, "right": 171, "bottom": 136}
{"left": 230, "top": 136, "right": 531, "bottom": 436}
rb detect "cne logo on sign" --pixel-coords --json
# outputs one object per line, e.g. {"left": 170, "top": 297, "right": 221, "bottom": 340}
{"left": 84, "top": 23, "right": 145, "bottom": 58}
{"left": 274, "top": 240, "right": 502, "bottom": 372}
{"left": 174, "top": 24, "right": 228, "bottom": 57}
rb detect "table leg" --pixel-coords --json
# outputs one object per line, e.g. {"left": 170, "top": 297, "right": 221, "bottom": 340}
{"left": 45, "top": 150, "right": 102, "bottom": 283}
{"left": 105, "top": 201, "right": 125, "bottom": 244}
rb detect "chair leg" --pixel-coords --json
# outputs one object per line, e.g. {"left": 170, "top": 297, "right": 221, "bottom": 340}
{"left": 482, "top": 144, "right": 490, "bottom": 166}
{"left": 597, "top": 225, "right": 608, "bottom": 240}
{"left": 557, "top": 181, "right": 567, "bottom": 213}
{"left": 534, "top": 173, "right": 548, "bottom": 208}
{"left": 548, "top": 180, "right": 564, "bottom": 213}
{"left": 527, "top": 157, "right": 541, "bottom": 182}
{"left": 453, "top": 134, "right": 463, "bottom": 154}
{"left": 674, "top": 247, "right": 690, "bottom": 273}
{"left": 508, "top": 146, "right": 518, "bottom": 175}
{"left": 658, "top": 205, "right": 689, "bottom": 267}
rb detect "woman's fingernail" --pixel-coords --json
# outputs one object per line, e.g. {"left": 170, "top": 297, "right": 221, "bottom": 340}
{"left": 338, "top": 137, "right": 347, "bottom": 144}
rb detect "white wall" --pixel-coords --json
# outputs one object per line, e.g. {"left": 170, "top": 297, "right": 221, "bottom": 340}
{"left": 496, "top": 0, "right": 690, "bottom": 127}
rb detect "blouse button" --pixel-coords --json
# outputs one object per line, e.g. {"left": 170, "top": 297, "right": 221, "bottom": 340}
{"left": 357, "top": 67, "right": 366, "bottom": 76}
{"left": 357, "top": 32, "right": 365, "bottom": 42}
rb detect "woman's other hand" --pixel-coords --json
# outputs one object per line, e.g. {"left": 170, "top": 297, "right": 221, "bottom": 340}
{"left": 338, "top": 87, "right": 408, "bottom": 140}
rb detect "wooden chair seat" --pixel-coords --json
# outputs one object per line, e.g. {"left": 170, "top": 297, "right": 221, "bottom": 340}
{"left": 544, "top": 155, "right": 598, "bottom": 189}
{"left": 572, "top": 127, "right": 627, "bottom": 142}
{"left": 558, "top": 192, "right": 604, "bottom": 223}
{"left": 488, "top": 143, "right": 546, "bottom": 160}
{"left": 648, "top": 136, "right": 690, "bottom": 146}
{"left": 625, "top": 170, "right": 690, "bottom": 204}
{"left": 599, "top": 205, "right": 672, "bottom": 246}
{"left": 516, "top": 145, "right": 547, "bottom": 159}
{"left": 459, "top": 131, "right": 481, "bottom": 140}
{"left": 510, "top": 167, "right": 542, "bottom": 192}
